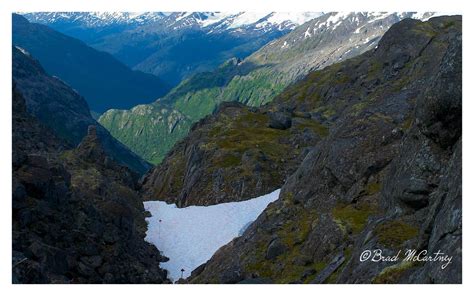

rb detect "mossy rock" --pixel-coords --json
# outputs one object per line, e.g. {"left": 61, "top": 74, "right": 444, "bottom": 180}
{"left": 366, "top": 181, "right": 382, "bottom": 195}
{"left": 332, "top": 202, "right": 377, "bottom": 234}
{"left": 372, "top": 261, "right": 415, "bottom": 284}
{"left": 375, "top": 220, "right": 419, "bottom": 249}
{"left": 293, "top": 119, "right": 329, "bottom": 137}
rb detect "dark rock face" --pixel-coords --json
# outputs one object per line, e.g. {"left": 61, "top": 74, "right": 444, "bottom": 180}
{"left": 140, "top": 102, "right": 324, "bottom": 206}
{"left": 12, "top": 88, "right": 169, "bottom": 283}
{"left": 180, "top": 16, "right": 461, "bottom": 284}
{"left": 12, "top": 46, "right": 151, "bottom": 175}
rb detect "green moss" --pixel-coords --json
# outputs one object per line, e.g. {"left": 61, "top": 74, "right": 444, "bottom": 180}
{"left": 294, "top": 119, "right": 329, "bottom": 137}
{"left": 372, "top": 261, "right": 415, "bottom": 284}
{"left": 375, "top": 220, "right": 419, "bottom": 248}
{"left": 210, "top": 110, "right": 292, "bottom": 165}
{"left": 443, "top": 20, "right": 456, "bottom": 29}
{"left": 366, "top": 181, "right": 382, "bottom": 195}
{"left": 332, "top": 202, "right": 376, "bottom": 234}
{"left": 160, "top": 154, "right": 186, "bottom": 195}
{"left": 367, "top": 61, "right": 383, "bottom": 79}
{"left": 351, "top": 101, "right": 369, "bottom": 115}
{"left": 278, "top": 208, "right": 315, "bottom": 248}
{"left": 412, "top": 21, "right": 438, "bottom": 38}
{"left": 244, "top": 208, "right": 320, "bottom": 283}
{"left": 401, "top": 116, "right": 413, "bottom": 131}
{"left": 323, "top": 108, "right": 336, "bottom": 119}
{"left": 215, "top": 154, "right": 241, "bottom": 168}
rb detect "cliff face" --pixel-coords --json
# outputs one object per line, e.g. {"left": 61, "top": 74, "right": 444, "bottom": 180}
{"left": 143, "top": 16, "right": 461, "bottom": 283}
{"left": 12, "top": 87, "right": 169, "bottom": 283}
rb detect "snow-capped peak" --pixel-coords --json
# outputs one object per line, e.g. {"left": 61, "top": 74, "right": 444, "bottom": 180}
{"left": 165, "top": 11, "right": 323, "bottom": 32}
{"left": 23, "top": 12, "right": 165, "bottom": 27}
{"left": 24, "top": 11, "right": 324, "bottom": 34}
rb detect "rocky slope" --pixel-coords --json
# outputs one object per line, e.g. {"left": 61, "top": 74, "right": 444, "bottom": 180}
{"left": 142, "top": 16, "right": 461, "bottom": 283}
{"left": 99, "top": 12, "right": 437, "bottom": 164}
{"left": 13, "top": 14, "right": 170, "bottom": 113}
{"left": 12, "top": 46, "right": 151, "bottom": 174}
{"left": 140, "top": 101, "right": 324, "bottom": 206}
{"left": 12, "top": 87, "right": 169, "bottom": 283}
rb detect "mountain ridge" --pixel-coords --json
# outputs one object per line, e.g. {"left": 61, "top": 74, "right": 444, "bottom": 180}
{"left": 23, "top": 12, "right": 323, "bottom": 85}
{"left": 12, "top": 14, "right": 170, "bottom": 113}
{"left": 99, "top": 12, "right": 438, "bottom": 164}
{"left": 13, "top": 46, "right": 151, "bottom": 174}
{"left": 151, "top": 15, "right": 461, "bottom": 284}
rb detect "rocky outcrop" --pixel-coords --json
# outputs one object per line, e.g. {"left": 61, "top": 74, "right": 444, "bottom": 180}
{"left": 171, "top": 16, "right": 461, "bottom": 283}
{"left": 12, "top": 87, "right": 169, "bottom": 283}
{"left": 140, "top": 101, "right": 325, "bottom": 206}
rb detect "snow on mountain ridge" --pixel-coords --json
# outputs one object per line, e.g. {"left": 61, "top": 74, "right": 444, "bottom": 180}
{"left": 24, "top": 11, "right": 324, "bottom": 32}
{"left": 23, "top": 12, "right": 165, "bottom": 27}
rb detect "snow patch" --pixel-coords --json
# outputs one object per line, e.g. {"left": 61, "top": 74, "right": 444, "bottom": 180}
{"left": 144, "top": 189, "right": 281, "bottom": 282}
{"left": 15, "top": 46, "right": 30, "bottom": 56}
{"left": 268, "top": 12, "right": 323, "bottom": 25}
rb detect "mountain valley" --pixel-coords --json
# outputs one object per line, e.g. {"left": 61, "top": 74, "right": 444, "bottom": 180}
{"left": 11, "top": 12, "right": 462, "bottom": 285}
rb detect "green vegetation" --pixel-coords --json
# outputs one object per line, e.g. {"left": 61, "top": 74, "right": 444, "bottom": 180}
{"left": 366, "top": 181, "right": 382, "bottom": 195}
{"left": 375, "top": 220, "right": 419, "bottom": 248}
{"left": 372, "top": 261, "right": 415, "bottom": 284}
{"left": 98, "top": 103, "right": 191, "bottom": 164}
{"left": 99, "top": 64, "right": 294, "bottom": 164}
{"left": 244, "top": 207, "right": 322, "bottom": 284}
{"left": 325, "top": 247, "right": 353, "bottom": 284}
{"left": 294, "top": 119, "right": 329, "bottom": 137}
{"left": 332, "top": 202, "right": 377, "bottom": 234}
{"left": 208, "top": 110, "right": 291, "bottom": 160}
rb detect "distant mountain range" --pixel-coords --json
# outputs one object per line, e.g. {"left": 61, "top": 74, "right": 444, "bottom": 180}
{"left": 22, "top": 12, "right": 323, "bottom": 85}
{"left": 99, "top": 12, "right": 437, "bottom": 164}
{"left": 24, "top": 12, "right": 166, "bottom": 27}
{"left": 12, "top": 14, "right": 170, "bottom": 113}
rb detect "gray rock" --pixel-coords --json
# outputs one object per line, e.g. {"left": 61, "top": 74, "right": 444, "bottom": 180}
{"left": 268, "top": 112, "right": 292, "bottom": 130}
{"left": 310, "top": 253, "right": 345, "bottom": 284}
{"left": 265, "top": 238, "right": 287, "bottom": 260}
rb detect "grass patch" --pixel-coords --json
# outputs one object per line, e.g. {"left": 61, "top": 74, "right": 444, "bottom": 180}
{"left": 372, "top": 261, "right": 415, "bottom": 284}
{"left": 375, "top": 220, "right": 419, "bottom": 249}
{"left": 294, "top": 119, "right": 329, "bottom": 137}
{"left": 366, "top": 181, "right": 382, "bottom": 195}
{"left": 332, "top": 202, "right": 377, "bottom": 234}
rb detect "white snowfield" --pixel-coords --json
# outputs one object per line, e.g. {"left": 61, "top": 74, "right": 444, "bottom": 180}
{"left": 143, "top": 189, "right": 281, "bottom": 282}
